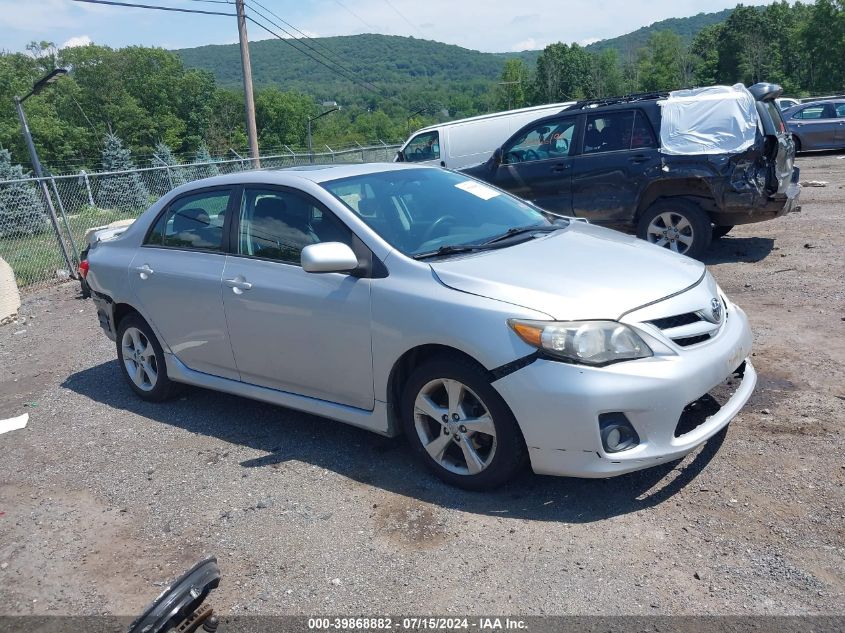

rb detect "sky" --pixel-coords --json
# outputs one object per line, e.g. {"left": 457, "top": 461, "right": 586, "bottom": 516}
{"left": 0, "top": 0, "right": 781, "bottom": 54}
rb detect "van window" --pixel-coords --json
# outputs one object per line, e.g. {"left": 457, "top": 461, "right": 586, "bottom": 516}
{"left": 404, "top": 131, "right": 440, "bottom": 162}
{"left": 793, "top": 104, "right": 834, "bottom": 120}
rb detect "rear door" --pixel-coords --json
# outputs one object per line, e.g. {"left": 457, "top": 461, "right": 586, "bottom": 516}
{"left": 129, "top": 187, "right": 239, "bottom": 380}
{"left": 790, "top": 103, "right": 838, "bottom": 149}
{"left": 836, "top": 102, "right": 845, "bottom": 145}
{"left": 570, "top": 109, "right": 660, "bottom": 224}
{"left": 486, "top": 114, "right": 580, "bottom": 214}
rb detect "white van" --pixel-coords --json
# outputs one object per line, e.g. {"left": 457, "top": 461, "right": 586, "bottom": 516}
{"left": 395, "top": 102, "right": 574, "bottom": 170}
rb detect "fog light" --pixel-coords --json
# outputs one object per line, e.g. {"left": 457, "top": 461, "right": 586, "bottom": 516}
{"left": 599, "top": 413, "right": 640, "bottom": 453}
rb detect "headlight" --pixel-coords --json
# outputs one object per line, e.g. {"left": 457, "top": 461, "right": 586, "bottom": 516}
{"left": 508, "top": 319, "right": 652, "bottom": 366}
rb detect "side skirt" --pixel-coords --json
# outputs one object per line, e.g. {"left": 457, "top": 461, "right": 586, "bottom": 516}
{"left": 164, "top": 353, "right": 397, "bottom": 437}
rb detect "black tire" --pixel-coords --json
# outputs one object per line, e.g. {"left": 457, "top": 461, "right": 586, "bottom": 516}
{"left": 401, "top": 356, "right": 527, "bottom": 491}
{"left": 712, "top": 225, "right": 734, "bottom": 239}
{"left": 636, "top": 198, "right": 713, "bottom": 260}
{"left": 116, "top": 313, "right": 179, "bottom": 402}
{"left": 793, "top": 136, "right": 802, "bottom": 153}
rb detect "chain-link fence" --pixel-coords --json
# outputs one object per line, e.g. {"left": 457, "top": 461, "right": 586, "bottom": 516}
{"left": 0, "top": 142, "right": 400, "bottom": 290}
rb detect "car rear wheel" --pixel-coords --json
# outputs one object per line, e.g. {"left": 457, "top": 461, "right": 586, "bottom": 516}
{"left": 116, "top": 313, "right": 178, "bottom": 402}
{"left": 637, "top": 199, "right": 712, "bottom": 260}
{"left": 401, "top": 357, "right": 526, "bottom": 490}
{"left": 793, "top": 136, "right": 802, "bottom": 153}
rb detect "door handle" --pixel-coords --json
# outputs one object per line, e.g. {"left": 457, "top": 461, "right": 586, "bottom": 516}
{"left": 134, "top": 264, "right": 154, "bottom": 279}
{"left": 629, "top": 155, "right": 650, "bottom": 164}
{"left": 224, "top": 277, "right": 253, "bottom": 294}
{"left": 551, "top": 163, "right": 570, "bottom": 173}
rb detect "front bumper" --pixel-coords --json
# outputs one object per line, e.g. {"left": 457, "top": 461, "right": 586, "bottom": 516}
{"left": 493, "top": 303, "right": 755, "bottom": 478}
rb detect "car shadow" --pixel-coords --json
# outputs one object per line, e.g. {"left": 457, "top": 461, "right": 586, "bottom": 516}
{"left": 704, "top": 235, "right": 774, "bottom": 264}
{"left": 62, "top": 361, "right": 728, "bottom": 524}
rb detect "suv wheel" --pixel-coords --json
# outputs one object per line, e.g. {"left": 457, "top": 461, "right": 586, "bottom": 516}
{"left": 116, "top": 313, "right": 178, "bottom": 402}
{"left": 401, "top": 357, "right": 526, "bottom": 490}
{"left": 637, "top": 199, "right": 712, "bottom": 259}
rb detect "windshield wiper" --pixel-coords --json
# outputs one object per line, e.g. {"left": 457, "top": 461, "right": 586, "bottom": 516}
{"left": 413, "top": 244, "right": 495, "bottom": 260}
{"left": 483, "top": 224, "right": 561, "bottom": 245}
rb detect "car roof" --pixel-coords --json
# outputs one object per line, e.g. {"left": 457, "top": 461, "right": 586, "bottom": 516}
{"left": 172, "top": 162, "right": 432, "bottom": 191}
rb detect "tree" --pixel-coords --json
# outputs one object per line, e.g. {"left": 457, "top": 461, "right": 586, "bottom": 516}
{"left": 97, "top": 133, "right": 149, "bottom": 212}
{"left": 193, "top": 143, "right": 219, "bottom": 179}
{"left": 0, "top": 149, "right": 48, "bottom": 238}
{"left": 496, "top": 59, "right": 530, "bottom": 110}
{"left": 588, "top": 49, "right": 625, "bottom": 98}
{"left": 690, "top": 24, "right": 723, "bottom": 86}
{"left": 637, "top": 31, "right": 688, "bottom": 91}
{"left": 153, "top": 141, "right": 186, "bottom": 194}
{"left": 534, "top": 43, "right": 592, "bottom": 103}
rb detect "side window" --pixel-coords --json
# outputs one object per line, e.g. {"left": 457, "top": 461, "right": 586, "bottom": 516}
{"left": 145, "top": 189, "right": 229, "bottom": 251}
{"left": 836, "top": 103, "right": 845, "bottom": 118}
{"left": 237, "top": 188, "right": 352, "bottom": 264}
{"left": 404, "top": 131, "right": 440, "bottom": 162}
{"left": 793, "top": 105, "right": 829, "bottom": 120}
{"left": 584, "top": 110, "right": 652, "bottom": 154}
{"left": 503, "top": 117, "right": 577, "bottom": 164}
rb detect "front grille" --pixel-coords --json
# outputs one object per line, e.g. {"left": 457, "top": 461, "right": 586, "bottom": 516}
{"left": 673, "top": 334, "right": 711, "bottom": 347}
{"left": 649, "top": 312, "right": 702, "bottom": 330}
{"left": 648, "top": 311, "right": 718, "bottom": 347}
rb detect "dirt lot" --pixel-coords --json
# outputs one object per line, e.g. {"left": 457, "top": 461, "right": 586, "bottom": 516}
{"left": 0, "top": 154, "right": 843, "bottom": 618}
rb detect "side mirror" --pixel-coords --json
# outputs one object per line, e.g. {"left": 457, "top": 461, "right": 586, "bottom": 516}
{"left": 301, "top": 242, "right": 359, "bottom": 274}
{"left": 492, "top": 147, "right": 504, "bottom": 167}
{"left": 395, "top": 150, "right": 405, "bottom": 163}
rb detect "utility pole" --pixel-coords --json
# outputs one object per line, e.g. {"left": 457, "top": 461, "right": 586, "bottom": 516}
{"left": 14, "top": 69, "right": 76, "bottom": 278}
{"left": 235, "top": 0, "right": 260, "bottom": 168}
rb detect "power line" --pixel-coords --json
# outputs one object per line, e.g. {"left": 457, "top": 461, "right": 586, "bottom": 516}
{"left": 245, "top": 14, "right": 401, "bottom": 105}
{"left": 382, "top": 0, "right": 423, "bottom": 37}
{"left": 69, "top": 0, "right": 235, "bottom": 16}
{"left": 244, "top": 0, "right": 383, "bottom": 94}
{"left": 331, "top": 0, "right": 377, "bottom": 32}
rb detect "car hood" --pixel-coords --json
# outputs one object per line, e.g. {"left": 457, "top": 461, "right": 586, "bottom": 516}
{"left": 429, "top": 222, "right": 705, "bottom": 321}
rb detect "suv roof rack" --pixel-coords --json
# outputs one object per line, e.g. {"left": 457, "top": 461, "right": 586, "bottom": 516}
{"left": 562, "top": 91, "right": 671, "bottom": 111}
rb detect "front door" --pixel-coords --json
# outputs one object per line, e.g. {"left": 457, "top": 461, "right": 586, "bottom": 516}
{"left": 129, "top": 187, "right": 239, "bottom": 380}
{"left": 571, "top": 109, "right": 661, "bottom": 224}
{"left": 836, "top": 102, "right": 845, "bottom": 146}
{"left": 221, "top": 186, "right": 375, "bottom": 410}
{"left": 791, "top": 103, "right": 838, "bottom": 149}
{"left": 491, "top": 115, "right": 579, "bottom": 215}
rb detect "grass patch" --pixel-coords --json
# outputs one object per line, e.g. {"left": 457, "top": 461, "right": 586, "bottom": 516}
{"left": 0, "top": 206, "right": 134, "bottom": 287}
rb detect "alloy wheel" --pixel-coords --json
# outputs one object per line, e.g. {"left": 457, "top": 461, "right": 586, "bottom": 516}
{"left": 413, "top": 378, "right": 497, "bottom": 476}
{"left": 121, "top": 326, "right": 158, "bottom": 392}
{"left": 646, "top": 211, "right": 694, "bottom": 254}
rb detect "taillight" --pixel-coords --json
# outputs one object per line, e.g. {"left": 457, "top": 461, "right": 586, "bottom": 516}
{"left": 78, "top": 260, "right": 89, "bottom": 279}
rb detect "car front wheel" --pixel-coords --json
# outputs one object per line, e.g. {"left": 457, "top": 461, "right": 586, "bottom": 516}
{"left": 401, "top": 357, "right": 526, "bottom": 490}
{"left": 116, "top": 313, "right": 178, "bottom": 402}
{"left": 637, "top": 199, "right": 712, "bottom": 259}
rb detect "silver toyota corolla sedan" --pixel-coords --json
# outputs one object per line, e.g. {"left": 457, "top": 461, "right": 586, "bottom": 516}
{"left": 86, "top": 164, "right": 756, "bottom": 490}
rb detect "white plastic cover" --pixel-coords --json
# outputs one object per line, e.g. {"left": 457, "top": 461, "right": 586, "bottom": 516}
{"left": 658, "top": 84, "right": 759, "bottom": 155}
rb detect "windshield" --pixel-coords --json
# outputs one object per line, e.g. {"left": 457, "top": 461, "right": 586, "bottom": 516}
{"left": 321, "top": 168, "right": 557, "bottom": 257}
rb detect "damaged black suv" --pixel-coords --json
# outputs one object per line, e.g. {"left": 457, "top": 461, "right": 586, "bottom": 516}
{"left": 462, "top": 83, "right": 800, "bottom": 259}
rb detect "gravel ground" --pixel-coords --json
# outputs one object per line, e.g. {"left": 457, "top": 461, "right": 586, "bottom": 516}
{"left": 0, "top": 154, "right": 843, "bottom": 618}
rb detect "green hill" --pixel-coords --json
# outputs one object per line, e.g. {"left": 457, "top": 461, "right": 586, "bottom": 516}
{"left": 175, "top": 9, "right": 735, "bottom": 102}
{"left": 585, "top": 9, "right": 735, "bottom": 55}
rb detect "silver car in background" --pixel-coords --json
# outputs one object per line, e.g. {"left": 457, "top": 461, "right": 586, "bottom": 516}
{"left": 783, "top": 99, "right": 845, "bottom": 151}
{"left": 86, "top": 164, "right": 756, "bottom": 490}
